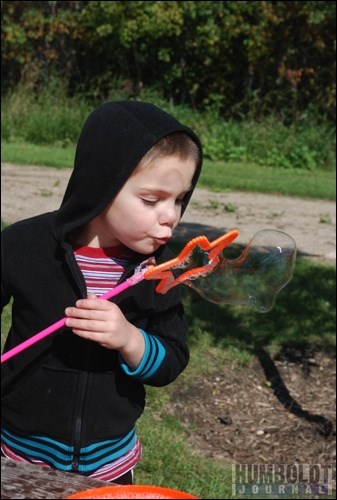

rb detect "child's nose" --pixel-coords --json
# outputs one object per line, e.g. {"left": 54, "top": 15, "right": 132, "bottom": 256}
{"left": 159, "top": 205, "right": 178, "bottom": 226}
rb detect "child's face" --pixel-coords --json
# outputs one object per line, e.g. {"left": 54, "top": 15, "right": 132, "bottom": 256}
{"left": 97, "top": 155, "right": 196, "bottom": 253}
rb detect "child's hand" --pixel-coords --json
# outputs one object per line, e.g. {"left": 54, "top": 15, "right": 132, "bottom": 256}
{"left": 65, "top": 294, "right": 145, "bottom": 369}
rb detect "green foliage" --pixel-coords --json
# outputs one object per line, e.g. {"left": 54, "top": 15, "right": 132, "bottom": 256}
{"left": 193, "top": 112, "right": 336, "bottom": 170}
{"left": 1, "top": 76, "right": 91, "bottom": 144}
{"left": 1, "top": 1, "right": 336, "bottom": 122}
{"left": 2, "top": 80, "right": 335, "bottom": 171}
{"left": 1, "top": 1, "right": 84, "bottom": 93}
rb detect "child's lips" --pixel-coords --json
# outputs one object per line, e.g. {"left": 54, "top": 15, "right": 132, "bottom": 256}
{"left": 153, "top": 236, "right": 171, "bottom": 245}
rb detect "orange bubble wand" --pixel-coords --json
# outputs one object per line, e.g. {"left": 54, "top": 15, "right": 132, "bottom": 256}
{"left": 144, "top": 229, "right": 240, "bottom": 292}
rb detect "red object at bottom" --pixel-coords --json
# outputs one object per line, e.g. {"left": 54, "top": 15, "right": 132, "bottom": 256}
{"left": 66, "top": 484, "right": 199, "bottom": 499}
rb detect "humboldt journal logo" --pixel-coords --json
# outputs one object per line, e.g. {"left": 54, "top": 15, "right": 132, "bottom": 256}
{"left": 232, "top": 463, "right": 335, "bottom": 496}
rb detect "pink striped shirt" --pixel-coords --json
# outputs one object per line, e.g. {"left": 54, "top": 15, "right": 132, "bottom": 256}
{"left": 73, "top": 244, "right": 132, "bottom": 296}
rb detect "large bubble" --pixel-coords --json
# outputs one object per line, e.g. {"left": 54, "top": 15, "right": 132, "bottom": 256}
{"left": 162, "top": 229, "right": 297, "bottom": 313}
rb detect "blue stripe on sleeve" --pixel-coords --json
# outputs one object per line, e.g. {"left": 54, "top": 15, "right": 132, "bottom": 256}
{"left": 119, "top": 329, "right": 166, "bottom": 380}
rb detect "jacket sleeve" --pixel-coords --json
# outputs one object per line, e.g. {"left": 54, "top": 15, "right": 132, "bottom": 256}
{"left": 122, "top": 298, "right": 189, "bottom": 387}
{"left": 116, "top": 246, "right": 190, "bottom": 387}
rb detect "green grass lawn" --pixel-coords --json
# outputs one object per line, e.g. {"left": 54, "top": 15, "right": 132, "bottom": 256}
{"left": 200, "top": 160, "right": 336, "bottom": 200}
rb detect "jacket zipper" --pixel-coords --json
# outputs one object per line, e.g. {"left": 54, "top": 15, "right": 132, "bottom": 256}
{"left": 65, "top": 249, "right": 90, "bottom": 471}
{"left": 72, "top": 368, "right": 89, "bottom": 471}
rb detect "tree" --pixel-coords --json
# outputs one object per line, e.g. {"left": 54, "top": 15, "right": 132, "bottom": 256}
{"left": 2, "top": 1, "right": 335, "bottom": 120}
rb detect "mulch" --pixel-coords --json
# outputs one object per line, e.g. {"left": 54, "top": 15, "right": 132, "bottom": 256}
{"left": 166, "top": 351, "right": 336, "bottom": 466}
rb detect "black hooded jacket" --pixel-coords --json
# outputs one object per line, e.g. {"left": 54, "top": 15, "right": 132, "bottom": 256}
{"left": 1, "top": 101, "right": 202, "bottom": 447}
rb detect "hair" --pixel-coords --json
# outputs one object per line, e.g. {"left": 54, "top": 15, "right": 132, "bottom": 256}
{"left": 137, "top": 132, "right": 200, "bottom": 169}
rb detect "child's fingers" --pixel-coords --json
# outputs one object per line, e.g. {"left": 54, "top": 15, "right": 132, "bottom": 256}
{"left": 74, "top": 297, "right": 115, "bottom": 310}
{"left": 65, "top": 299, "right": 118, "bottom": 318}
{"left": 65, "top": 307, "right": 102, "bottom": 320}
{"left": 66, "top": 317, "right": 104, "bottom": 332}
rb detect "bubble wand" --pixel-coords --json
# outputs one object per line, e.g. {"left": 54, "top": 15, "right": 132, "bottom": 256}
{"left": 1, "top": 229, "right": 296, "bottom": 364}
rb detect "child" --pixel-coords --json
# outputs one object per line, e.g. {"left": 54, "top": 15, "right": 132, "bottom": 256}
{"left": 1, "top": 101, "right": 203, "bottom": 484}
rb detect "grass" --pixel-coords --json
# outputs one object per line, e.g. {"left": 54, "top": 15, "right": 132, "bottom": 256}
{"left": 1, "top": 141, "right": 336, "bottom": 201}
{"left": 135, "top": 402, "right": 233, "bottom": 498}
{"left": 1, "top": 141, "right": 75, "bottom": 169}
{"left": 200, "top": 161, "right": 336, "bottom": 200}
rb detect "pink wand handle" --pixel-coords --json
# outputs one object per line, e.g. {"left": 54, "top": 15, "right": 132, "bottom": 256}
{"left": 1, "top": 274, "right": 144, "bottom": 364}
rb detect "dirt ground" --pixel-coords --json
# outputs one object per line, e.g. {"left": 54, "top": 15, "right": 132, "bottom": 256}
{"left": 1, "top": 163, "right": 336, "bottom": 476}
{"left": 1, "top": 163, "right": 336, "bottom": 263}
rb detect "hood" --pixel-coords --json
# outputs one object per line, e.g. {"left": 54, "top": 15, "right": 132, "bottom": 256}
{"left": 54, "top": 101, "right": 203, "bottom": 241}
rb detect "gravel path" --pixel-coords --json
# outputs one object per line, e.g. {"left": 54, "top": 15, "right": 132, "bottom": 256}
{"left": 1, "top": 162, "right": 336, "bottom": 264}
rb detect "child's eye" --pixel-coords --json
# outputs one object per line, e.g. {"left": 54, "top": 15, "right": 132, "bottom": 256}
{"left": 141, "top": 199, "right": 158, "bottom": 207}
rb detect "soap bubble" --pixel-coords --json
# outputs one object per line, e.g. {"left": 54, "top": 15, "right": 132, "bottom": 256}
{"left": 178, "top": 229, "right": 296, "bottom": 313}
